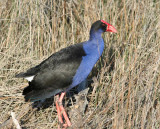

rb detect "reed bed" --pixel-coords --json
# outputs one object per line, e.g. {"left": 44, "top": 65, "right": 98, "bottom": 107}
{"left": 0, "top": 0, "right": 160, "bottom": 128}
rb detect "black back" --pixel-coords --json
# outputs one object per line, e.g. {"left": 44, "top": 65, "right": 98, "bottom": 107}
{"left": 16, "top": 43, "right": 86, "bottom": 101}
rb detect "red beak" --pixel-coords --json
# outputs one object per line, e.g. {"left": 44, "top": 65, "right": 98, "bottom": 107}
{"left": 101, "top": 20, "right": 117, "bottom": 33}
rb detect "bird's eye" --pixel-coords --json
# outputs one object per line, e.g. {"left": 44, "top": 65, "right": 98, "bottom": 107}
{"left": 102, "top": 23, "right": 105, "bottom": 26}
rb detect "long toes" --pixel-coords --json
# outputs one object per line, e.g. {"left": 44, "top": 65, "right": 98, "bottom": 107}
{"left": 58, "top": 123, "right": 67, "bottom": 129}
{"left": 62, "top": 123, "right": 68, "bottom": 129}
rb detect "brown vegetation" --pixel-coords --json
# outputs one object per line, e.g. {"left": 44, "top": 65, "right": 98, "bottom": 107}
{"left": 0, "top": 0, "right": 160, "bottom": 128}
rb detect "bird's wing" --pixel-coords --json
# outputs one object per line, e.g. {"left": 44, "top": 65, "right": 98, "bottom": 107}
{"left": 16, "top": 43, "right": 86, "bottom": 77}
{"left": 16, "top": 43, "right": 86, "bottom": 89}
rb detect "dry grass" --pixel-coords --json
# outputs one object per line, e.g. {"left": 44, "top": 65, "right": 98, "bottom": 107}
{"left": 0, "top": 0, "right": 160, "bottom": 128}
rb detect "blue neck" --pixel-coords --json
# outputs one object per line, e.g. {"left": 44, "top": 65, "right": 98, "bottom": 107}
{"left": 84, "top": 29, "right": 104, "bottom": 56}
{"left": 89, "top": 29, "right": 104, "bottom": 40}
{"left": 68, "top": 29, "right": 105, "bottom": 90}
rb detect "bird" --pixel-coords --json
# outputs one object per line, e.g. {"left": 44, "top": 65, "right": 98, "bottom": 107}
{"left": 15, "top": 20, "right": 117, "bottom": 128}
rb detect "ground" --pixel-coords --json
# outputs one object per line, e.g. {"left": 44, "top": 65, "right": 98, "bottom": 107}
{"left": 0, "top": 0, "right": 160, "bottom": 128}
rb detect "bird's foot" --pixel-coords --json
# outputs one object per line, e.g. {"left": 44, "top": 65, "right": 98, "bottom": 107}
{"left": 55, "top": 93, "right": 71, "bottom": 129}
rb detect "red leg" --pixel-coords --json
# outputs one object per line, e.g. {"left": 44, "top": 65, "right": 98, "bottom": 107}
{"left": 59, "top": 105, "right": 71, "bottom": 127}
{"left": 55, "top": 94, "right": 64, "bottom": 126}
{"left": 58, "top": 92, "right": 71, "bottom": 127}
{"left": 55, "top": 92, "right": 71, "bottom": 128}
{"left": 59, "top": 92, "right": 66, "bottom": 102}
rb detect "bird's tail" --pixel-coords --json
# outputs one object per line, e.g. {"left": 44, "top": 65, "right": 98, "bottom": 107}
{"left": 23, "top": 82, "right": 60, "bottom": 102}
{"left": 15, "top": 66, "right": 39, "bottom": 78}
{"left": 15, "top": 72, "right": 28, "bottom": 78}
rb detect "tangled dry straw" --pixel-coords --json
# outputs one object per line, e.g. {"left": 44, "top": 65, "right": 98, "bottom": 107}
{"left": 0, "top": 0, "right": 160, "bottom": 128}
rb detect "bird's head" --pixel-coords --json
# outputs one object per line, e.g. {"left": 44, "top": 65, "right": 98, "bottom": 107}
{"left": 90, "top": 20, "right": 117, "bottom": 34}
